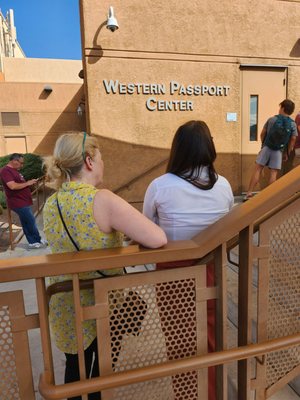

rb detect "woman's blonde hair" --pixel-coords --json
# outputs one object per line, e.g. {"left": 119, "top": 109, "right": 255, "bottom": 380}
{"left": 44, "top": 132, "right": 100, "bottom": 189}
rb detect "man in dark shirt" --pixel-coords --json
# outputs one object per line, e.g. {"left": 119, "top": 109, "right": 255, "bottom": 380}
{"left": 0, "top": 153, "right": 46, "bottom": 249}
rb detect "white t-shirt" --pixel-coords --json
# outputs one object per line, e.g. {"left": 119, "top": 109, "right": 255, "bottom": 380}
{"left": 143, "top": 172, "right": 234, "bottom": 241}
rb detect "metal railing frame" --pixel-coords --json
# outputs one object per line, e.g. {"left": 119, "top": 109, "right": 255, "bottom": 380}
{"left": 0, "top": 166, "right": 299, "bottom": 399}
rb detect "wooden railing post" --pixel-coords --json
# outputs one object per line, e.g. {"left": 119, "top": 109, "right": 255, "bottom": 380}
{"left": 7, "top": 207, "right": 14, "bottom": 250}
{"left": 42, "top": 176, "right": 46, "bottom": 209}
{"left": 72, "top": 274, "right": 88, "bottom": 400}
{"left": 35, "top": 278, "right": 55, "bottom": 385}
{"left": 36, "top": 180, "right": 40, "bottom": 212}
{"left": 238, "top": 225, "right": 254, "bottom": 400}
{"left": 215, "top": 243, "right": 228, "bottom": 400}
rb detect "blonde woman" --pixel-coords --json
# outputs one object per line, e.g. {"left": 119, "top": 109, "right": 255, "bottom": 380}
{"left": 43, "top": 132, "right": 167, "bottom": 400}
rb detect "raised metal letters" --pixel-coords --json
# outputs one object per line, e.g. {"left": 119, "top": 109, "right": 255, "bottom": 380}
{"left": 102, "top": 79, "right": 230, "bottom": 111}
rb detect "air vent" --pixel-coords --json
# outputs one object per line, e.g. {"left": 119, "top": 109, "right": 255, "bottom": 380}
{"left": 1, "top": 112, "right": 20, "bottom": 126}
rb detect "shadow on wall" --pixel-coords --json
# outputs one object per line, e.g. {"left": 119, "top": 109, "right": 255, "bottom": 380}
{"left": 89, "top": 136, "right": 170, "bottom": 202}
{"left": 82, "top": 136, "right": 240, "bottom": 203}
{"left": 290, "top": 39, "right": 300, "bottom": 57}
{"left": 86, "top": 21, "right": 106, "bottom": 65}
{"left": 35, "top": 124, "right": 241, "bottom": 205}
{"left": 93, "top": 136, "right": 241, "bottom": 203}
{"left": 33, "top": 86, "right": 86, "bottom": 156}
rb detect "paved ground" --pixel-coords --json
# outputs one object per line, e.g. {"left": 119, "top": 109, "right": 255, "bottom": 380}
{"left": 0, "top": 205, "right": 299, "bottom": 399}
{"left": 0, "top": 211, "right": 51, "bottom": 258}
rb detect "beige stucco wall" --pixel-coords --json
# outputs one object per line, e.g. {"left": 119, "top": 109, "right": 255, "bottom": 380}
{"left": 87, "top": 58, "right": 239, "bottom": 150}
{"left": 2, "top": 57, "right": 82, "bottom": 83}
{"left": 0, "top": 82, "right": 85, "bottom": 156}
{"left": 81, "top": 0, "right": 300, "bottom": 60}
{"left": 81, "top": 0, "right": 300, "bottom": 196}
{"left": 288, "top": 65, "right": 300, "bottom": 109}
{"left": 0, "top": 58, "right": 85, "bottom": 156}
{"left": 85, "top": 56, "right": 241, "bottom": 193}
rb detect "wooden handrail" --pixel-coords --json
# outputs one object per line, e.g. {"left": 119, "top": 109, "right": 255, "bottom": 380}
{"left": 0, "top": 168, "right": 299, "bottom": 282}
{"left": 0, "top": 240, "right": 200, "bottom": 281}
{"left": 39, "top": 333, "right": 300, "bottom": 400}
{"left": 193, "top": 166, "right": 300, "bottom": 249}
{"left": 226, "top": 191, "right": 300, "bottom": 254}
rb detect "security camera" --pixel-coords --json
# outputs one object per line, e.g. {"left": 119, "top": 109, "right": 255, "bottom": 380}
{"left": 107, "top": 23, "right": 118, "bottom": 32}
{"left": 106, "top": 6, "right": 119, "bottom": 32}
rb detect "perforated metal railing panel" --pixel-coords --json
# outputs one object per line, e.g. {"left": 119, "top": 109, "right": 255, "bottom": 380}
{"left": 108, "top": 283, "right": 175, "bottom": 400}
{"left": 94, "top": 265, "right": 214, "bottom": 400}
{"left": 266, "top": 211, "right": 300, "bottom": 387}
{"left": 0, "top": 291, "right": 35, "bottom": 400}
{"left": 0, "top": 304, "right": 20, "bottom": 399}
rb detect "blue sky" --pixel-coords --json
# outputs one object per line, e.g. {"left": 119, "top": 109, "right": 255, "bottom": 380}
{"left": 0, "top": 1, "right": 81, "bottom": 60}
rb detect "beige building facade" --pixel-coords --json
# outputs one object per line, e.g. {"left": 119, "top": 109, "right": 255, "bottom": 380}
{"left": 1, "top": 2, "right": 299, "bottom": 199}
{"left": 80, "top": 0, "right": 300, "bottom": 196}
{"left": 0, "top": 57, "right": 84, "bottom": 157}
{"left": 0, "top": 9, "right": 84, "bottom": 160}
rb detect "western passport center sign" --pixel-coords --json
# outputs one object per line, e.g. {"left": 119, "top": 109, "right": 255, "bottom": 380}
{"left": 102, "top": 80, "right": 231, "bottom": 111}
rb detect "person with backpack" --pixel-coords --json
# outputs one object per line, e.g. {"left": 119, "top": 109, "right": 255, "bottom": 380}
{"left": 244, "top": 99, "right": 297, "bottom": 201}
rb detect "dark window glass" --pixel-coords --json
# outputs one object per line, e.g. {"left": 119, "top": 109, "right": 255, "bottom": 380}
{"left": 249, "top": 95, "right": 258, "bottom": 141}
{"left": 1, "top": 112, "right": 20, "bottom": 126}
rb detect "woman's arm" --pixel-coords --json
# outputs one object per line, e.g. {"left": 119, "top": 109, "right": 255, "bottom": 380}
{"left": 93, "top": 189, "right": 167, "bottom": 248}
{"left": 6, "top": 178, "right": 37, "bottom": 190}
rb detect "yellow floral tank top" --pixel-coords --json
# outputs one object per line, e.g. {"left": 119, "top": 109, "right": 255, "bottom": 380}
{"left": 43, "top": 182, "right": 124, "bottom": 354}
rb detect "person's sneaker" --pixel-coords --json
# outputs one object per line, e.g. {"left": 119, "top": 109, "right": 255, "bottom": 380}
{"left": 40, "top": 238, "right": 48, "bottom": 246}
{"left": 28, "top": 242, "right": 43, "bottom": 249}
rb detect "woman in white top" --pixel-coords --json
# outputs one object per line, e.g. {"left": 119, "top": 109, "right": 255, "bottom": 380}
{"left": 143, "top": 120, "right": 234, "bottom": 239}
{"left": 143, "top": 120, "right": 234, "bottom": 400}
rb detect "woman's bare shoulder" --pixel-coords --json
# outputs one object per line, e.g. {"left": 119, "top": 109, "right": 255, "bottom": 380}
{"left": 95, "top": 188, "right": 112, "bottom": 197}
{"left": 94, "top": 189, "right": 124, "bottom": 209}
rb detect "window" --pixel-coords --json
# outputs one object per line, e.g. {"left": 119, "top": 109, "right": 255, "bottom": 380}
{"left": 249, "top": 95, "right": 258, "bottom": 141}
{"left": 1, "top": 112, "right": 20, "bottom": 126}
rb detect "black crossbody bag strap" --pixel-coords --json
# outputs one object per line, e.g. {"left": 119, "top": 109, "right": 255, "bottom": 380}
{"left": 56, "top": 196, "right": 80, "bottom": 251}
{"left": 56, "top": 194, "right": 123, "bottom": 277}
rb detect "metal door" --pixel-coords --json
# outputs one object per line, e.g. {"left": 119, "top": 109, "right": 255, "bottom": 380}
{"left": 241, "top": 67, "right": 287, "bottom": 192}
{"left": 4, "top": 135, "right": 27, "bottom": 154}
